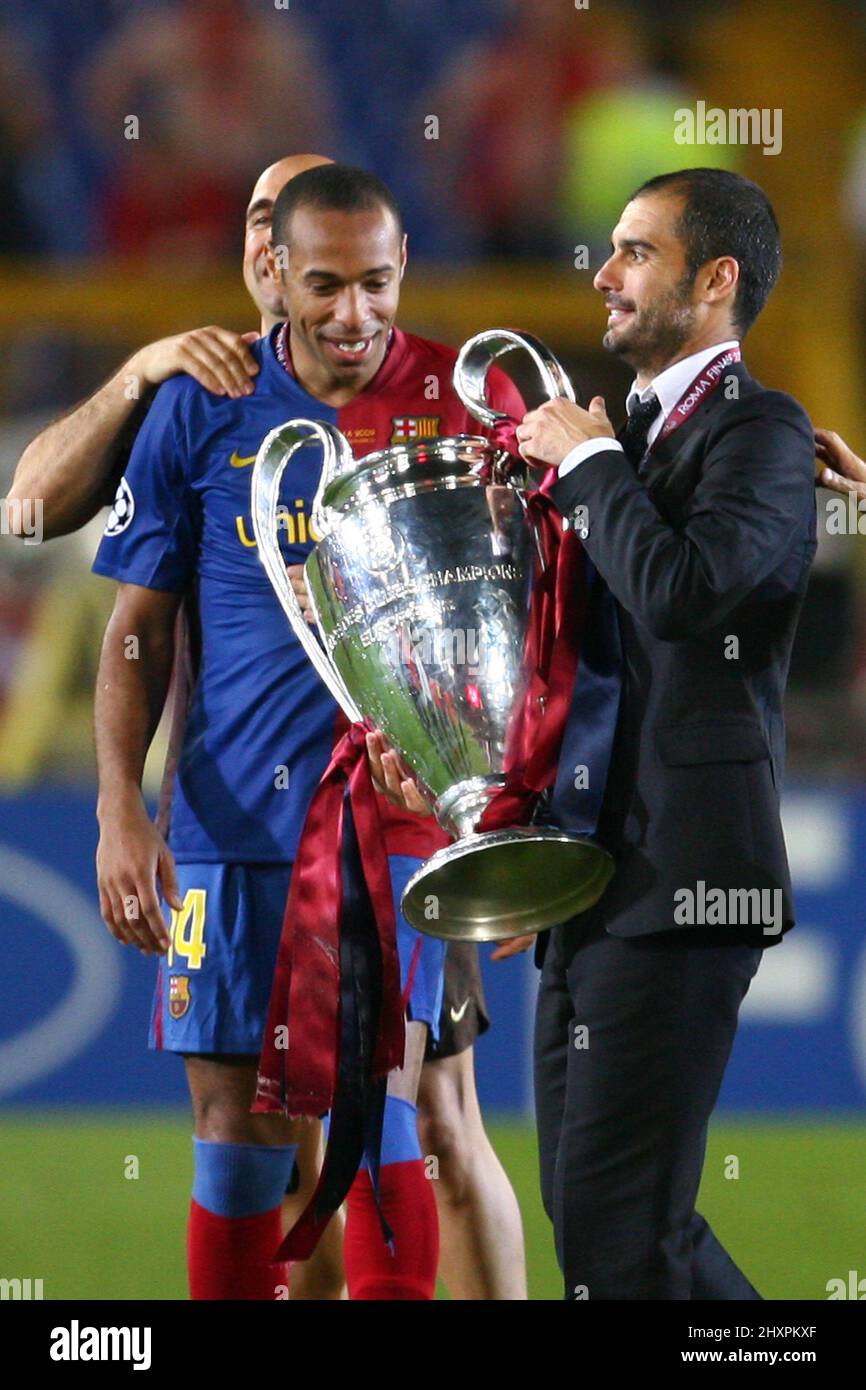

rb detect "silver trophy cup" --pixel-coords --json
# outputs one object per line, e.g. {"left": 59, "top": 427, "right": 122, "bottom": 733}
{"left": 251, "top": 330, "right": 613, "bottom": 941}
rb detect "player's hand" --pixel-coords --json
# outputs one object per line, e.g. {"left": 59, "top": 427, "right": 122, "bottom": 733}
{"left": 815, "top": 428, "right": 866, "bottom": 502}
{"left": 128, "top": 327, "right": 260, "bottom": 400}
{"left": 287, "top": 564, "right": 316, "bottom": 626}
{"left": 516, "top": 396, "right": 614, "bottom": 469}
{"left": 366, "top": 730, "right": 432, "bottom": 816}
{"left": 490, "top": 934, "right": 536, "bottom": 961}
{"left": 96, "top": 795, "right": 182, "bottom": 955}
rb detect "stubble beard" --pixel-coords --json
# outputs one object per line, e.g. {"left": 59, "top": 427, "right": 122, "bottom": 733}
{"left": 603, "top": 278, "right": 699, "bottom": 379}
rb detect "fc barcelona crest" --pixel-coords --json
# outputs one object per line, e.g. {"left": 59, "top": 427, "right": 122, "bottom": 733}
{"left": 169, "top": 975, "right": 191, "bottom": 1020}
{"left": 390, "top": 416, "right": 440, "bottom": 445}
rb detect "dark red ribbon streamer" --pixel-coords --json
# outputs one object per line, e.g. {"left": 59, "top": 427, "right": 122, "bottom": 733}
{"left": 478, "top": 423, "right": 588, "bottom": 833}
{"left": 254, "top": 724, "right": 404, "bottom": 1120}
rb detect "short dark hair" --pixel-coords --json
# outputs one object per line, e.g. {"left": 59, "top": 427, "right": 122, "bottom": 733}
{"left": 629, "top": 168, "right": 782, "bottom": 335}
{"left": 271, "top": 163, "right": 403, "bottom": 249}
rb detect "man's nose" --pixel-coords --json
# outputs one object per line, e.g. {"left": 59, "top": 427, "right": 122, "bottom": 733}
{"left": 593, "top": 257, "right": 618, "bottom": 294}
{"left": 334, "top": 285, "right": 367, "bottom": 330}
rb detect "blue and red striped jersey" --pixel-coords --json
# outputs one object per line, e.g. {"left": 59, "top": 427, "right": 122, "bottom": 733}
{"left": 93, "top": 323, "right": 524, "bottom": 863}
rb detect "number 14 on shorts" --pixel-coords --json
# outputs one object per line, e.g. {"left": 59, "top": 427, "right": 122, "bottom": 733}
{"left": 167, "top": 888, "right": 208, "bottom": 970}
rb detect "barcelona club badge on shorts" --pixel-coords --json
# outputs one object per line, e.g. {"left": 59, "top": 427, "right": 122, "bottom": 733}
{"left": 169, "top": 976, "right": 191, "bottom": 1020}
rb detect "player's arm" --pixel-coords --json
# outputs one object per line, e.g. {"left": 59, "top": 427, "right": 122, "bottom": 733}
{"left": 95, "top": 582, "right": 183, "bottom": 955}
{"left": 5, "top": 328, "right": 259, "bottom": 540}
{"left": 92, "top": 373, "right": 198, "bottom": 954}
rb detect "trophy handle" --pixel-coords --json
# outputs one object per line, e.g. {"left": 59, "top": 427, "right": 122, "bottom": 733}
{"left": 251, "top": 418, "right": 363, "bottom": 723}
{"left": 453, "top": 328, "right": 576, "bottom": 427}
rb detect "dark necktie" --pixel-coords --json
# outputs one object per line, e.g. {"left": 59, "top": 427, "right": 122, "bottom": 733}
{"left": 621, "top": 392, "right": 661, "bottom": 471}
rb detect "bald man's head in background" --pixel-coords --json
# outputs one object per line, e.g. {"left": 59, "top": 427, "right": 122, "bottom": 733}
{"left": 244, "top": 154, "right": 333, "bottom": 329}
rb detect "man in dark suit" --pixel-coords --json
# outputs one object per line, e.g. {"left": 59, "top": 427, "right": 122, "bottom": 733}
{"left": 516, "top": 168, "right": 816, "bottom": 1299}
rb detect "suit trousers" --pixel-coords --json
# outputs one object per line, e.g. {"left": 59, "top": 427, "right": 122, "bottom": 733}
{"left": 534, "top": 907, "right": 763, "bottom": 1300}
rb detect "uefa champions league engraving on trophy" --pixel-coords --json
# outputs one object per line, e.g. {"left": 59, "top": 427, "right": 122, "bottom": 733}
{"left": 251, "top": 330, "right": 613, "bottom": 942}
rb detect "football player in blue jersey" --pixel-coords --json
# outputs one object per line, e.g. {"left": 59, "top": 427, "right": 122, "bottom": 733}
{"left": 8, "top": 155, "right": 527, "bottom": 1302}
{"left": 89, "top": 164, "right": 527, "bottom": 1300}
{"left": 9, "top": 154, "right": 348, "bottom": 1302}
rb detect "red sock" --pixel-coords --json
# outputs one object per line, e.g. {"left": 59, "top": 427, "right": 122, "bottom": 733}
{"left": 187, "top": 1199, "right": 289, "bottom": 1300}
{"left": 344, "top": 1161, "right": 439, "bottom": 1300}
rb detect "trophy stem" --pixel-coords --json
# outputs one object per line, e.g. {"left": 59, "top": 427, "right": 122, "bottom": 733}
{"left": 434, "top": 775, "right": 507, "bottom": 839}
{"left": 400, "top": 829, "right": 614, "bottom": 943}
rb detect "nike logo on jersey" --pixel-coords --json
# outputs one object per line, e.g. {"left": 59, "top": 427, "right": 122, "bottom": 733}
{"left": 229, "top": 450, "right": 257, "bottom": 469}
{"left": 449, "top": 998, "right": 470, "bottom": 1024}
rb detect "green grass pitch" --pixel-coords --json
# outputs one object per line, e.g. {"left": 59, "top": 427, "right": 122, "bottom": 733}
{"left": 1, "top": 1112, "right": 863, "bottom": 1300}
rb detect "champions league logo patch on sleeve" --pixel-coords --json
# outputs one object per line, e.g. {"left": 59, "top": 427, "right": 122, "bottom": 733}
{"left": 104, "top": 478, "right": 135, "bottom": 536}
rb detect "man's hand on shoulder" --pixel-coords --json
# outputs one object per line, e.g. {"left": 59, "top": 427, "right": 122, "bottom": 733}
{"left": 815, "top": 428, "right": 866, "bottom": 503}
{"left": 516, "top": 396, "right": 615, "bottom": 469}
{"left": 128, "top": 326, "right": 261, "bottom": 400}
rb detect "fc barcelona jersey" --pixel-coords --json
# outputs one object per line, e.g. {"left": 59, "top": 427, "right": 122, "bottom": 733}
{"left": 92, "top": 324, "right": 525, "bottom": 863}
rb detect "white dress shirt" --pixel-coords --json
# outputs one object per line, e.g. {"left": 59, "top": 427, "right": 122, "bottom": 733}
{"left": 558, "top": 339, "right": 741, "bottom": 477}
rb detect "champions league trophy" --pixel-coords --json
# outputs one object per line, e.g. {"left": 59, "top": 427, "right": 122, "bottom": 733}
{"left": 251, "top": 331, "right": 613, "bottom": 942}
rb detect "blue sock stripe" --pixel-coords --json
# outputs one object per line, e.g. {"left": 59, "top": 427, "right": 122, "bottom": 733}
{"left": 378, "top": 1095, "right": 422, "bottom": 1167}
{"left": 192, "top": 1138, "right": 298, "bottom": 1218}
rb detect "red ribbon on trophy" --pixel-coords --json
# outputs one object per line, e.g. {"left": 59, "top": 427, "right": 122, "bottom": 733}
{"left": 477, "top": 419, "right": 588, "bottom": 833}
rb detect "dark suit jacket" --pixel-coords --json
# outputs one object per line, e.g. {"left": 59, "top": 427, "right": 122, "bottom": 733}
{"left": 548, "top": 360, "right": 816, "bottom": 942}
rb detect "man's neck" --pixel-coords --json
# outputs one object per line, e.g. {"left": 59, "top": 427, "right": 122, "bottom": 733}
{"left": 287, "top": 327, "right": 379, "bottom": 408}
{"left": 263, "top": 318, "right": 358, "bottom": 405}
{"left": 300, "top": 376, "right": 365, "bottom": 409}
{"left": 634, "top": 328, "right": 738, "bottom": 390}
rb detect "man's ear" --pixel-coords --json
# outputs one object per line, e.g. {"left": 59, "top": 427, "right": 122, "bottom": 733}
{"left": 399, "top": 233, "right": 408, "bottom": 280}
{"left": 267, "top": 238, "right": 288, "bottom": 282}
{"left": 702, "top": 255, "right": 739, "bottom": 306}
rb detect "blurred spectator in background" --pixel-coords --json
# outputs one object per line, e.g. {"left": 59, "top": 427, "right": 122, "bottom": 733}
{"left": 79, "top": 0, "right": 335, "bottom": 264}
{"left": 559, "top": 20, "right": 738, "bottom": 258}
{"left": 420, "top": 0, "right": 603, "bottom": 258}
{"left": 302, "top": 0, "right": 505, "bottom": 256}
{"left": 0, "top": 22, "right": 95, "bottom": 256}
{"left": 0, "top": 29, "right": 41, "bottom": 254}
{"left": 842, "top": 107, "right": 866, "bottom": 334}
{"left": 419, "top": 0, "right": 740, "bottom": 262}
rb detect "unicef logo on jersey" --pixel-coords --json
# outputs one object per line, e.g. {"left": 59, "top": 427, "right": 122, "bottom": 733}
{"left": 104, "top": 478, "right": 135, "bottom": 537}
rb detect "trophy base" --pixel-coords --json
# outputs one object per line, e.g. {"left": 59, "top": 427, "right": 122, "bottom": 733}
{"left": 400, "top": 827, "right": 614, "bottom": 943}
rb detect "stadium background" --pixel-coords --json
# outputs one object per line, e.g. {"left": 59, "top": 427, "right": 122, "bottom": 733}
{"left": 1, "top": 0, "right": 865, "bottom": 1300}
